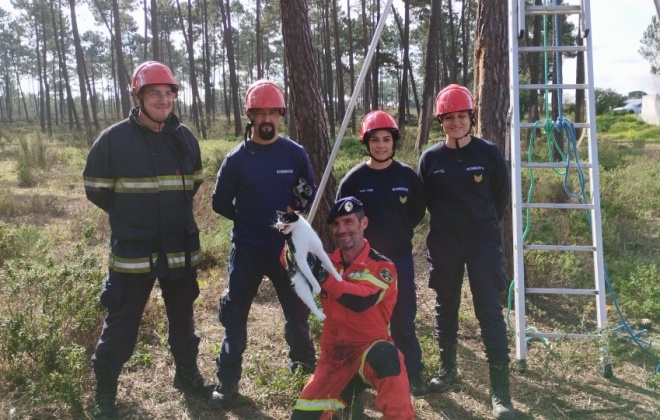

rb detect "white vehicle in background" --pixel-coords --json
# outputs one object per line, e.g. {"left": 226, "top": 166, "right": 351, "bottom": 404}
{"left": 613, "top": 100, "right": 642, "bottom": 115}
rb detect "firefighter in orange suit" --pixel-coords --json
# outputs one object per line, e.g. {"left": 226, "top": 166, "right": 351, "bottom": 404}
{"left": 291, "top": 197, "right": 415, "bottom": 420}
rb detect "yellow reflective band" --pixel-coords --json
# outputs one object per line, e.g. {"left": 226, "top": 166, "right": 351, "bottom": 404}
{"left": 84, "top": 176, "right": 115, "bottom": 190}
{"left": 158, "top": 176, "right": 187, "bottom": 191}
{"left": 115, "top": 178, "right": 160, "bottom": 193}
{"left": 193, "top": 169, "right": 204, "bottom": 184}
{"left": 113, "top": 175, "right": 197, "bottom": 193}
{"left": 294, "top": 398, "right": 346, "bottom": 412}
{"left": 346, "top": 269, "right": 389, "bottom": 290}
{"left": 190, "top": 249, "right": 202, "bottom": 267}
{"left": 108, "top": 253, "right": 157, "bottom": 274}
{"left": 167, "top": 252, "right": 187, "bottom": 268}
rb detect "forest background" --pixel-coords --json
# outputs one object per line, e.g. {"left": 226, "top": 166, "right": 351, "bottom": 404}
{"left": 1, "top": 0, "right": 660, "bottom": 418}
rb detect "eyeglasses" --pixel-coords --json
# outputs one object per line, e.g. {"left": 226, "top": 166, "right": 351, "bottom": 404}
{"left": 144, "top": 90, "right": 177, "bottom": 101}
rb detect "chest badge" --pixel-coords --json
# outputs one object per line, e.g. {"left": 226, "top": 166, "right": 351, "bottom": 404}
{"left": 399, "top": 196, "right": 408, "bottom": 204}
{"left": 474, "top": 174, "right": 483, "bottom": 183}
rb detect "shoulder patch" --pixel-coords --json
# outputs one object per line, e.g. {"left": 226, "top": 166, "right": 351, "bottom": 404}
{"left": 380, "top": 268, "right": 393, "bottom": 284}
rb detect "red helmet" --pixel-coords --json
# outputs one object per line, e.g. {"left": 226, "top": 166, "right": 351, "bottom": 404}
{"left": 245, "top": 79, "right": 286, "bottom": 115}
{"left": 359, "top": 110, "right": 400, "bottom": 144}
{"left": 435, "top": 84, "right": 474, "bottom": 117}
{"left": 131, "top": 61, "right": 179, "bottom": 95}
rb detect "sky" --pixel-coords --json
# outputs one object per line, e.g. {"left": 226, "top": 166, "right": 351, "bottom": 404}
{"left": 3, "top": 0, "right": 659, "bottom": 97}
{"left": 572, "top": 0, "right": 660, "bottom": 95}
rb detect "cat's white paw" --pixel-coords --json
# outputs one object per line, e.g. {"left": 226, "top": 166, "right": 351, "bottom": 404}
{"left": 315, "top": 311, "right": 326, "bottom": 321}
{"left": 312, "top": 284, "right": 321, "bottom": 294}
{"left": 333, "top": 273, "right": 343, "bottom": 282}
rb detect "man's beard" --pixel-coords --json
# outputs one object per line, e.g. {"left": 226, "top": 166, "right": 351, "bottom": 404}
{"left": 258, "top": 122, "right": 276, "bottom": 140}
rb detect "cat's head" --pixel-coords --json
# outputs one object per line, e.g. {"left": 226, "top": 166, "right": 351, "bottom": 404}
{"left": 274, "top": 209, "right": 300, "bottom": 235}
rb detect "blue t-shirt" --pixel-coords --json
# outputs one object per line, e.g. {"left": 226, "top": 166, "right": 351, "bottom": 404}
{"left": 212, "top": 136, "right": 316, "bottom": 256}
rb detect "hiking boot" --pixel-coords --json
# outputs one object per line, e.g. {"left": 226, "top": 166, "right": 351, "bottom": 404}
{"left": 428, "top": 341, "right": 457, "bottom": 393}
{"left": 489, "top": 361, "right": 515, "bottom": 419}
{"left": 210, "top": 381, "right": 239, "bottom": 405}
{"left": 173, "top": 364, "right": 211, "bottom": 396}
{"left": 408, "top": 374, "right": 429, "bottom": 397}
{"left": 93, "top": 379, "right": 118, "bottom": 420}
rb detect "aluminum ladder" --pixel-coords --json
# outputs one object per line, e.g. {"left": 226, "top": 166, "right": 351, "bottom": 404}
{"left": 506, "top": 0, "right": 611, "bottom": 377}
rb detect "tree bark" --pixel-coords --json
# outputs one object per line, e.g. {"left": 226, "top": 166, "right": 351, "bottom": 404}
{"left": 51, "top": 3, "right": 80, "bottom": 130}
{"left": 415, "top": 0, "right": 441, "bottom": 152}
{"left": 360, "top": 0, "right": 371, "bottom": 112}
{"left": 111, "top": 0, "right": 132, "bottom": 117}
{"left": 219, "top": 0, "right": 242, "bottom": 136}
{"left": 332, "top": 0, "right": 345, "bottom": 122}
{"left": 321, "top": 0, "right": 336, "bottom": 138}
{"left": 281, "top": 0, "right": 336, "bottom": 248}
{"left": 68, "top": 0, "right": 94, "bottom": 145}
{"left": 175, "top": 0, "right": 207, "bottom": 138}
{"left": 346, "top": 0, "right": 356, "bottom": 134}
{"left": 474, "top": 0, "right": 512, "bottom": 277}
{"left": 151, "top": 0, "right": 161, "bottom": 61}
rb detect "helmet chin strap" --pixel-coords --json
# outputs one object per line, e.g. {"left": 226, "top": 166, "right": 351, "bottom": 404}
{"left": 446, "top": 125, "right": 472, "bottom": 163}
{"left": 365, "top": 144, "right": 395, "bottom": 163}
{"left": 369, "top": 153, "right": 394, "bottom": 163}
{"left": 243, "top": 120, "right": 254, "bottom": 154}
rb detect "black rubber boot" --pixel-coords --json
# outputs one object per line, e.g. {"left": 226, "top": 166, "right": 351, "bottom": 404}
{"left": 428, "top": 341, "right": 457, "bottom": 393}
{"left": 173, "top": 363, "right": 211, "bottom": 396}
{"left": 408, "top": 373, "right": 429, "bottom": 397}
{"left": 210, "top": 381, "right": 239, "bottom": 406}
{"left": 93, "top": 378, "right": 118, "bottom": 420}
{"left": 489, "top": 361, "right": 515, "bottom": 419}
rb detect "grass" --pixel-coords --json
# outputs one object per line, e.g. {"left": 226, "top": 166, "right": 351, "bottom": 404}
{"left": 0, "top": 119, "right": 658, "bottom": 418}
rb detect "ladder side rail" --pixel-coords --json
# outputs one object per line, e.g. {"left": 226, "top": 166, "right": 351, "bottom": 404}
{"left": 508, "top": 0, "right": 528, "bottom": 364}
{"left": 582, "top": 5, "right": 608, "bottom": 333}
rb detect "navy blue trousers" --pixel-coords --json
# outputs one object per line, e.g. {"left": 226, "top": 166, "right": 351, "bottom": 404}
{"left": 388, "top": 252, "right": 424, "bottom": 377}
{"left": 92, "top": 270, "right": 200, "bottom": 380}
{"left": 216, "top": 246, "right": 316, "bottom": 383}
{"left": 426, "top": 224, "right": 510, "bottom": 363}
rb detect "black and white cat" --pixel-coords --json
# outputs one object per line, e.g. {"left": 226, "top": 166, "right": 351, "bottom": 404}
{"left": 275, "top": 209, "right": 343, "bottom": 321}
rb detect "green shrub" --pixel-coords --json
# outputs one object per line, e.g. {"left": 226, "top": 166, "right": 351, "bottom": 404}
{"left": 616, "top": 263, "right": 660, "bottom": 321}
{"left": 0, "top": 241, "right": 106, "bottom": 411}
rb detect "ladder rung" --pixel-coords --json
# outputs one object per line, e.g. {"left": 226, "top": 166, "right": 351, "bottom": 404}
{"left": 528, "top": 332, "right": 589, "bottom": 340}
{"left": 525, "top": 5, "right": 582, "bottom": 16}
{"left": 520, "top": 83, "right": 589, "bottom": 90}
{"left": 519, "top": 122, "right": 590, "bottom": 129}
{"left": 520, "top": 162, "right": 593, "bottom": 169}
{"left": 526, "top": 287, "right": 598, "bottom": 295}
{"left": 524, "top": 244, "right": 596, "bottom": 252}
{"left": 522, "top": 203, "right": 593, "bottom": 210}
{"left": 518, "top": 46, "right": 587, "bottom": 53}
